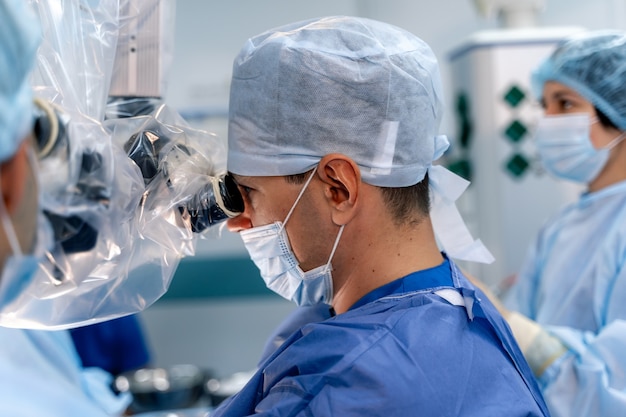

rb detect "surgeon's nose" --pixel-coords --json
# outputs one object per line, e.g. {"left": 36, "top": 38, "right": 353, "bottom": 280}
{"left": 227, "top": 214, "right": 253, "bottom": 233}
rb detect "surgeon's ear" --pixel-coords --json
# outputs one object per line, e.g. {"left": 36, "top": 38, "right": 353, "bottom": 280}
{"left": 317, "top": 154, "right": 360, "bottom": 225}
{"left": 0, "top": 141, "right": 29, "bottom": 215}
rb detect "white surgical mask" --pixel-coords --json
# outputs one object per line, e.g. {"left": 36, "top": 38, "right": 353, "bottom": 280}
{"left": 240, "top": 169, "right": 344, "bottom": 306}
{"left": 535, "top": 113, "right": 626, "bottom": 183}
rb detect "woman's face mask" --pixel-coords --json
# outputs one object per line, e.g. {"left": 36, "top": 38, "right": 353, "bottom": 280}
{"left": 239, "top": 169, "right": 344, "bottom": 306}
{"left": 534, "top": 113, "right": 626, "bottom": 183}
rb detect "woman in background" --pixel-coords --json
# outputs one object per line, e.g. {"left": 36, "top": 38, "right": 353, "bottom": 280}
{"left": 476, "top": 30, "right": 626, "bottom": 417}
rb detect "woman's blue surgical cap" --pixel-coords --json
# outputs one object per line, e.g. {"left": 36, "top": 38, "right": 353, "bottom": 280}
{"left": 532, "top": 30, "right": 626, "bottom": 130}
{"left": 0, "top": 0, "right": 41, "bottom": 163}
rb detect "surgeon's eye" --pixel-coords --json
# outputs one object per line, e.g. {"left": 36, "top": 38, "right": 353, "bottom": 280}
{"left": 220, "top": 174, "right": 245, "bottom": 215}
{"left": 231, "top": 181, "right": 253, "bottom": 205}
{"left": 232, "top": 179, "right": 252, "bottom": 196}
{"left": 559, "top": 99, "right": 575, "bottom": 111}
{"left": 240, "top": 185, "right": 253, "bottom": 196}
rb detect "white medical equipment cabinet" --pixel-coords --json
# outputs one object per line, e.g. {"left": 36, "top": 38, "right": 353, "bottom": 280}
{"left": 447, "top": 26, "right": 585, "bottom": 290}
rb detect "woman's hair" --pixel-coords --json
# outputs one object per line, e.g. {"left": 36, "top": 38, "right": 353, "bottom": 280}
{"left": 596, "top": 107, "right": 619, "bottom": 130}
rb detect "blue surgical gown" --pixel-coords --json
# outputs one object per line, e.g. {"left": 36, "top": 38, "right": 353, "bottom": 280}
{"left": 213, "top": 257, "right": 549, "bottom": 417}
{"left": 0, "top": 327, "right": 131, "bottom": 416}
{"left": 506, "top": 179, "right": 626, "bottom": 417}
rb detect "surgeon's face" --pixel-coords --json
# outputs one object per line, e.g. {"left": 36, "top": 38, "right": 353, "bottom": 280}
{"left": 541, "top": 81, "right": 622, "bottom": 149}
{"left": 226, "top": 173, "right": 335, "bottom": 272}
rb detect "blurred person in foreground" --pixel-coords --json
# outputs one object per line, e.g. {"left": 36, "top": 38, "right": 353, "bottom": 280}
{"left": 0, "top": 1, "right": 130, "bottom": 415}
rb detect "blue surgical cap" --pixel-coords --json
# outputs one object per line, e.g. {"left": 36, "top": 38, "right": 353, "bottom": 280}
{"left": 228, "top": 16, "right": 449, "bottom": 187}
{"left": 532, "top": 30, "right": 626, "bottom": 130}
{"left": 0, "top": 0, "right": 41, "bottom": 163}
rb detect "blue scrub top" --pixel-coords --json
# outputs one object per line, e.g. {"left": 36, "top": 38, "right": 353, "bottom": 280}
{"left": 214, "top": 257, "right": 550, "bottom": 417}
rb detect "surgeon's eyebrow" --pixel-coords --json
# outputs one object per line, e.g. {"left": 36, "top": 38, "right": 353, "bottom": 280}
{"left": 229, "top": 174, "right": 258, "bottom": 194}
{"left": 551, "top": 89, "right": 584, "bottom": 101}
{"left": 229, "top": 173, "right": 250, "bottom": 186}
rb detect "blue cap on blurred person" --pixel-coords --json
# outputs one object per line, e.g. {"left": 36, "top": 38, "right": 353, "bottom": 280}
{"left": 532, "top": 30, "right": 626, "bottom": 130}
{"left": 0, "top": 0, "right": 41, "bottom": 163}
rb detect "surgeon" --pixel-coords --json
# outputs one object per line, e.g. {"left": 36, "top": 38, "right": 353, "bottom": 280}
{"left": 211, "top": 16, "right": 550, "bottom": 416}
{"left": 469, "top": 31, "right": 626, "bottom": 417}
{"left": 0, "top": 1, "right": 130, "bottom": 415}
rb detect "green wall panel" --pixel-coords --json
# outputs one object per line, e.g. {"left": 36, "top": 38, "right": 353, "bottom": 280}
{"left": 160, "top": 256, "right": 276, "bottom": 301}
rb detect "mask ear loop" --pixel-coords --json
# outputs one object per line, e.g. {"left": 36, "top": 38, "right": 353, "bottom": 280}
{"left": 321, "top": 224, "right": 345, "bottom": 274}
{"left": 0, "top": 166, "right": 24, "bottom": 258}
{"left": 603, "top": 131, "right": 626, "bottom": 151}
{"left": 280, "top": 167, "right": 317, "bottom": 230}
{"left": 588, "top": 115, "right": 626, "bottom": 151}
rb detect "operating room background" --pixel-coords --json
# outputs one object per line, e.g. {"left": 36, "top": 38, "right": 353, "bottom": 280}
{"left": 138, "top": 0, "right": 626, "bottom": 379}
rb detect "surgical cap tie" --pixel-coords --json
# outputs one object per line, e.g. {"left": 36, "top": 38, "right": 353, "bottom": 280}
{"left": 432, "top": 134, "right": 449, "bottom": 161}
{"left": 428, "top": 164, "right": 494, "bottom": 264}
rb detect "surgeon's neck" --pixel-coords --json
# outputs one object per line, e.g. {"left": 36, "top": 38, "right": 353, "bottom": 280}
{"left": 330, "top": 215, "right": 443, "bottom": 315}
